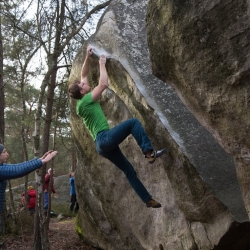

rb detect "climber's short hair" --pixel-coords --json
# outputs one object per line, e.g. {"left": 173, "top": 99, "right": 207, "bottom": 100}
{"left": 68, "top": 80, "right": 82, "bottom": 100}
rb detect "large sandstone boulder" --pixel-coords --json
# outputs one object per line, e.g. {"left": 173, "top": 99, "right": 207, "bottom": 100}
{"left": 68, "top": 0, "right": 249, "bottom": 249}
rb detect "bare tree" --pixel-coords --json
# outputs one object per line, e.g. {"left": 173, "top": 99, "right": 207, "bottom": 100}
{"left": 2, "top": 0, "right": 111, "bottom": 248}
{"left": 0, "top": 13, "right": 4, "bottom": 144}
{"left": 32, "top": 1, "right": 111, "bottom": 249}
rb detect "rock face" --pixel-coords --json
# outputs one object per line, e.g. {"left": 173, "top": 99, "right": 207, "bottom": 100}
{"left": 146, "top": 0, "right": 250, "bottom": 221}
{"left": 68, "top": 0, "right": 249, "bottom": 249}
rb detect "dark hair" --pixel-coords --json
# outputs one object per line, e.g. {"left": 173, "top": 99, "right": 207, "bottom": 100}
{"left": 0, "top": 144, "right": 5, "bottom": 154}
{"left": 68, "top": 80, "right": 82, "bottom": 100}
{"left": 69, "top": 172, "right": 73, "bottom": 178}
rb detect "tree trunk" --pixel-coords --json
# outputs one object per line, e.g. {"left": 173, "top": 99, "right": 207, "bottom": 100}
{"left": 0, "top": 14, "right": 4, "bottom": 143}
{"left": 33, "top": 61, "right": 59, "bottom": 250}
{"left": 33, "top": 71, "right": 52, "bottom": 250}
{"left": 42, "top": 62, "right": 58, "bottom": 226}
{"left": 31, "top": 0, "right": 111, "bottom": 247}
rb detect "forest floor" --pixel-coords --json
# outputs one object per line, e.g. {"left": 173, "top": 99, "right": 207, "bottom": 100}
{"left": 1, "top": 217, "right": 98, "bottom": 250}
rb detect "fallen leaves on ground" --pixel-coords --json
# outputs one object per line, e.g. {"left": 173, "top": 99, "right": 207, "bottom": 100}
{"left": 2, "top": 217, "right": 97, "bottom": 250}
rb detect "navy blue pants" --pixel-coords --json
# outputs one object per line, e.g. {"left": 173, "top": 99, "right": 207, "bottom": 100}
{"left": 70, "top": 194, "right": 79, "bottom": 212}
{"left": 44, "top": 192, "right": 49, "bottom": 211}
{"left": 95, "top": 118, "right": 153, "bottom": 203}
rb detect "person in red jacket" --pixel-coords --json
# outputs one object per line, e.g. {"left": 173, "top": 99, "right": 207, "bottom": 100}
{"left": 43, "top": 168, "right": 57, "bottom": 212}
{"left": 27, "top": 186, "right": 36, "bottom": 214}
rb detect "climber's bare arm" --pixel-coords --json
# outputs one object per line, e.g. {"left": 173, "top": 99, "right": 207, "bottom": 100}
{"left": 92, "top": 55, "right": 109, "bottom": 101}
{"left": 81, "top": 46, "right": 93, "bottom": 84}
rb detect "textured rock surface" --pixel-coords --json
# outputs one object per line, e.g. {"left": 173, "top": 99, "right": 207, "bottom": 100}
{"left": 68, "top": 0, "right": 249, "bottom": 249}
{"left": 146, "top": 0, "right": 250, "bottom": 218}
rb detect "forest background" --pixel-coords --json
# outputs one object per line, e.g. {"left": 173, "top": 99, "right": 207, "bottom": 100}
{"left": 0, "top": 0, "right": 111, "bottom": 249}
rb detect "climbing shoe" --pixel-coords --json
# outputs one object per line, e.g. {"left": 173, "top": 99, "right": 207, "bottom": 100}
{"left": 146, "top": 198, "right": 161, "bottom": 208}
{"left": 146, "top": 148, "right": 166, "bottom": 164}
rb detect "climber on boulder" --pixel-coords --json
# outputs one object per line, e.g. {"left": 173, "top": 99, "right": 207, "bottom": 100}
{"left": 68, "top": 45, "right": 166, "bottom": 208}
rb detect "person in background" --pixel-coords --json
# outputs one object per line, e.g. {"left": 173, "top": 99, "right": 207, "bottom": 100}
{"left": 69, "top": 172, "right": 79, "bottom": 213}
{"left": 20, "top": 186, "right": 36, "bottom": 215}
{"left": 27, "top": 186, "right": 36, "bottom": 215}
{"left": 43, "top": 168, "right": 57, "bottom": 213}
{"left": 68, "top": 46, "right": 166, "bottom": 208}
{"left": 0, "top": 143, "right": 57, "bottom": 215}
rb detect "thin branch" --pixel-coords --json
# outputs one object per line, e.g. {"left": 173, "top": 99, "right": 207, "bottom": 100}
{"left": 60, "top": 0, "right": 111, "bottom": 51}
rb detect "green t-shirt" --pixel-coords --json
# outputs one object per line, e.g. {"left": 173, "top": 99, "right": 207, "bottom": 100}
{"left": 76, "top": 93, "right": 110, "bottom": 141}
